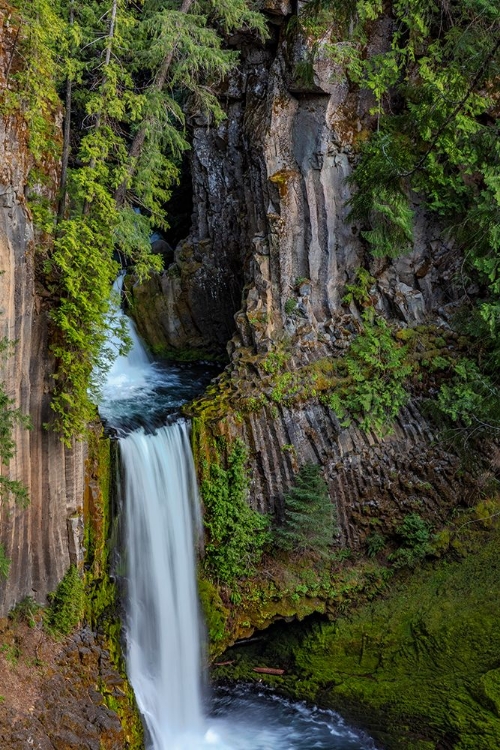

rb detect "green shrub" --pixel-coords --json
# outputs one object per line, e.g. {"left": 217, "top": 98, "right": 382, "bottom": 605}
{"left": 201, "top": 440, "right": 270, "bottom": 584}
{"left": 0, "top": 544, "right": 10, "bottom": 580}
{"left": 343, "top": 267, "right": 376, "bottom": 307}
{"left": 0, "top": 337, "right": 31, "bottom": 507}
{"left": 45, "top": 565, "right": 85, "bottom": 635}
{"left": 329, "top": 311, "right": 414, "bottom": 434}
{"left": 365, "top": 532, "right": 386, "bottom": 557}
{"left": 389, "top": 513, "right": 433, "bottom": 569}
{"left": 9, "top": 596, "right": 41, "bottom": 627}
{"left": 397, "top": 513, "right": 432, "bottom": 547}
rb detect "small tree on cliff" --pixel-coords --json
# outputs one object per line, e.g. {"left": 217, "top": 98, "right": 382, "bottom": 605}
{"left": 276, "top": 463, "right": 335, "bottom": 556}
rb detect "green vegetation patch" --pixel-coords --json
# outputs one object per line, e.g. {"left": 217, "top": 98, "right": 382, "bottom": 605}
{"left": 214, "top": 522, "right": 500, "bottom": 750}
{"left": 45, "top": 564, "right": 85, "bottom": 636}
{"left": 296, "top": 0, "right": 500, "bottom": 446}
{"left": 200, "top": 438, "right": 270, "bottom": 585}
{"left": 190, "top": 311, "right": 463, "bottom": 440}
{"left": 0, "top": 337, "right": 31, "bottom": 508}
{"left": 275, "top": 463, "right": 336, "bottom": 555}
{"left": 5, "top": 0, "right": 267, "bottom": 443}
{"left": 83, "top": 427, "right": 143, "bottom": 748}
{"left": 328, "top": 311, "right": 414, "bottom": 434}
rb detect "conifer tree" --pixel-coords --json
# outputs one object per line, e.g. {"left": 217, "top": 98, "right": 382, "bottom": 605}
{"left": 115, "top": 0, "right": 268, "bottom": 214}
{"left": 19, "top": 0, "right": 268, "bottom": 441}
{"left": 276, "top": 463, "right": 335, "bottom": 556}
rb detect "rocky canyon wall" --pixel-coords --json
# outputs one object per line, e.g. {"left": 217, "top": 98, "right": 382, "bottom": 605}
{"left": 130, "top": 5, "right": 460, "bottom": 354}
{"left": 0, "top": 18, "right": 85, "bottom": 615}
{"left": 130, "top": 2, "right": 479, "bottom": 542}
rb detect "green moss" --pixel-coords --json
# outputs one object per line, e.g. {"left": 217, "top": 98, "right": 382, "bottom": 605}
{"left": 84, "top": 426, "right": 144, "bottom": 749}
{"left": 204, "top": 549, "right": 392, "bottom": 659}
{"left": 187, "top": 324, "right": 460, "bottom": 441}
{"left": 214, "top": 524, "right": 500, "bottom": 750}
{"left": 198, "top": 575, "right": 230, "bottom": 657}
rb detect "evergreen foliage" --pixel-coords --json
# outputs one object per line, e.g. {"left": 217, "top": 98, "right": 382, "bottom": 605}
{"left": 329, "top": 311, "right": 414, "bottom": 434}
{"left": 201, "top": 439, "right": 270, "bottom": 584}
{"left": 365, "top": 531, "right": 385, "bottom": 558}
{"left": 275, "top": 463, "right": 335, "bottom": 556}
{"left": 0, "top": 338, "right": 31, "bottom": 507}
{"left": 389, "top": 513, "right": 433, "bottom": 569}
{"left": 299, "top": 0, "right": 500, "bottom": 271}
{"left": 5, "top": 0, "right": 267, "bottom": 442}
{"left": 296, "top": 1, "right": 500, "bottom": 436}
{"left": 1, "top": 0, "right": 66, "bottom": 164}
{"left": 0, "top": 543, "right": 10, "bottom": 579}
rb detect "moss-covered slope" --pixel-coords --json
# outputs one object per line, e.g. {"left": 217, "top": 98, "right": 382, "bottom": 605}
{"left": 213, "top": 524, "right": 500, "bottom": 750}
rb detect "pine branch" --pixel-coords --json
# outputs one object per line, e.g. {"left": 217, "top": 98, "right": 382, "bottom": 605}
{"left": 399, "top": 34, "right": 500, "bottom": 179}
{"left": 58, "top": 0, "right": 75, "bottom": 223}
{"left": 114, "top": 0, "right": 194, "bottom": 207}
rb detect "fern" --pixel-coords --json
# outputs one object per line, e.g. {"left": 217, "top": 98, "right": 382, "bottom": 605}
{"left": 329, "top": 312, "right": 414, "bottom": 434}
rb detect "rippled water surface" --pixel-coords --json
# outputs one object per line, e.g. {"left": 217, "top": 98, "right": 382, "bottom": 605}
{"left": 99, "top": 358, "right": 215, "bottom": 433}
{"left": 201, "top": 684, "right": 377, "bottom": 750}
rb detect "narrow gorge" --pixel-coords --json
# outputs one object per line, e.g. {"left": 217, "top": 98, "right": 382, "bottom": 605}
{"left": 0, "top": 1, "right": 499, "bottom": 749}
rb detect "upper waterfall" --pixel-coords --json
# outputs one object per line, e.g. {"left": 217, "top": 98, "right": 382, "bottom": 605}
{"left": 104, "top": 271, "right": 152, "bottom": 389}
{"left": 97, "top": 272, "right": 214, "bottom": 433}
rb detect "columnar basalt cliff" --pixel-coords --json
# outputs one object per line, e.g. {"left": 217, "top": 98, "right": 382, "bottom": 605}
{"left": 192, "top": 399, "right": 467, "bottom": 549}
{"left": 130, "top": 3, "right": 478, "bottom": 541}
{"left": 0, "top": 22, "right": 85, "bottom": 615}
{"left": 130, "top": 6, "right": 460, "bottom": 353}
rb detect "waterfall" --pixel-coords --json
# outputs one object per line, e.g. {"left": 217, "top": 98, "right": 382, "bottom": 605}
{"left": 102, "top": 271, "right": 151, "bottom": 397}
{"left": 120, "top": 422, "right": 204, "bottom": 750}
{"left": 100, "top": 274, "right": 376, "bottom": 750}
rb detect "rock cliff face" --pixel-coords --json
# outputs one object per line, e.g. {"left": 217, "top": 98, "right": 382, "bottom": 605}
{"left": 132, "top": 3, "right": 478, "bottom": 539}
{"left": 0, "top": 621, "right": 127, "bottom": 750}
{"left": 0, "top": 20, "right": 85, "bottom": 615}
{"left": 194, "top": 400, "right": 466, "bottom": 549}
{"left": 130, "top": 5, "right": 460, "bottom": 356}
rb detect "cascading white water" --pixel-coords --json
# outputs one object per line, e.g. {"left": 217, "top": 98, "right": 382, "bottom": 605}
{"left": 103, "top": 271, "right": 151, "bottom": 396}
{"left": 100, "top": 274, "right": 377, "bottom": 750}
{"left": 121, "top": 422, "right": 204, "bottom": 750}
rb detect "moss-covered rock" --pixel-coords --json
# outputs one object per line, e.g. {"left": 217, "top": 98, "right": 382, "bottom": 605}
{"left": 84, "top": 426, "right": 144, "bottom": 749}
{"left": 198, "top": 576, "right": 230, "bottom": 658}
{"left": 213, "top": 523, "right": 500, "bottom": 749}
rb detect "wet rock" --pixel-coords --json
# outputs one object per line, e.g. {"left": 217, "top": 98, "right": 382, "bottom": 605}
{"left": 151, "top": 238, "right": 174, "bottom": 266}
{"left": 260, "top": 0, "right": 292, "bottom": 16}
{"left": 131, "top": 8, "right": 462, "bottom": 364}
{"left": 0, "top": 21, "right": 86, "bottom": 616}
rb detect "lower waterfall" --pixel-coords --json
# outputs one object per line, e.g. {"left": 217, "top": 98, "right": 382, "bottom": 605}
{"left": 121, "top": 423, "right": 204, "bottom": 749}
{"left": 100, "top": 275, "right": 377, "bottom": 749}
{"left": 118, "top": 420, "right": 377, "bottom": 750}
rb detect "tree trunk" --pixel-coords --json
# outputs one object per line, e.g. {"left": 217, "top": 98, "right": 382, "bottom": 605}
{"left": 83, "top": 0, "right": 118, "bottom": 215}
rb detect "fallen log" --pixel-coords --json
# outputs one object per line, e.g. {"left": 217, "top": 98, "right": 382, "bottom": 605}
{"left": 253, "top": 667, "right": 285, "bottom": 675}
